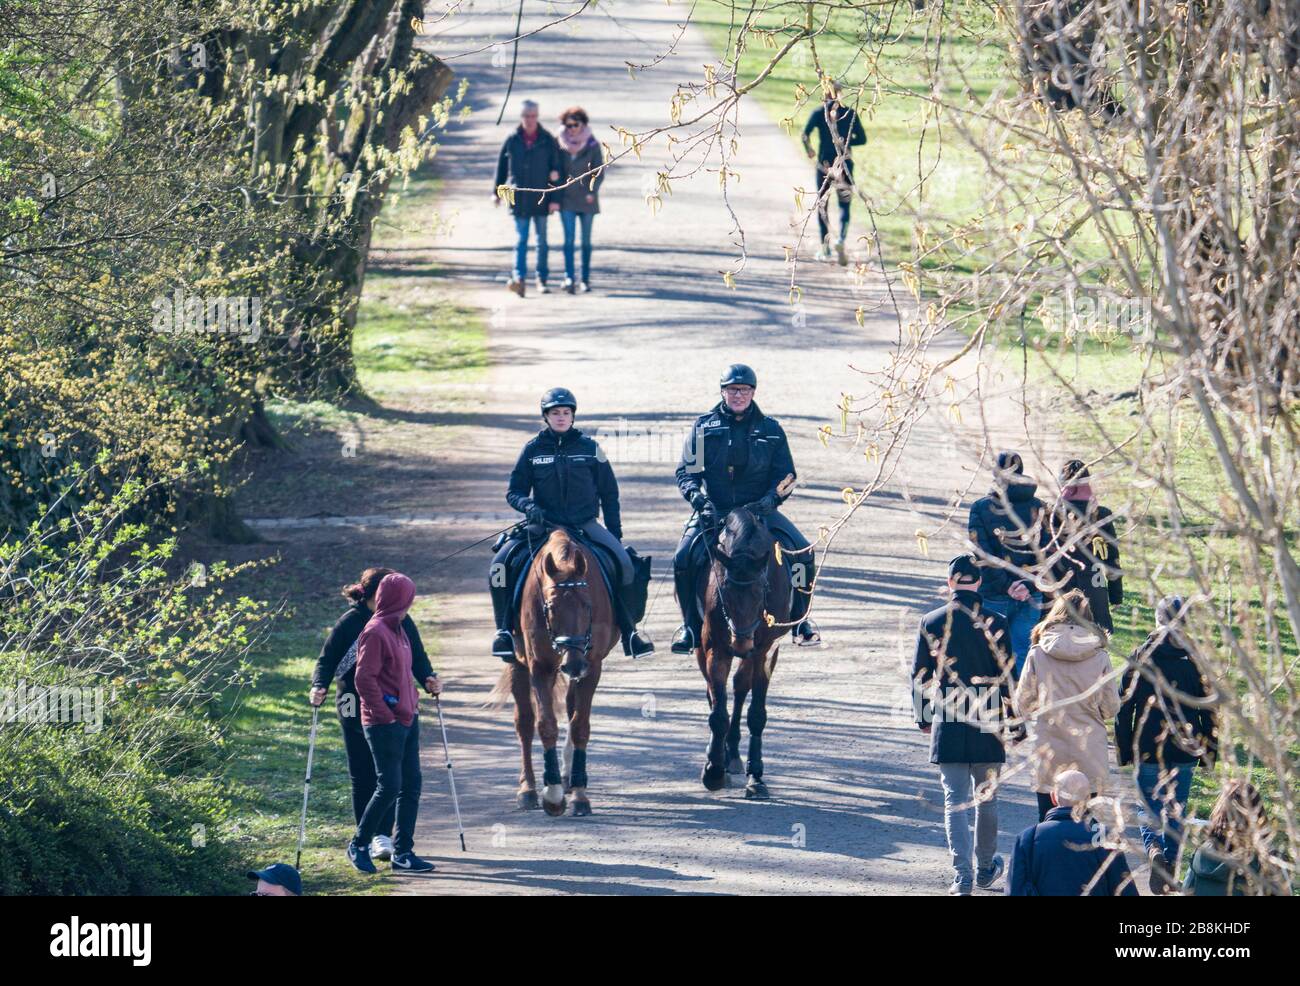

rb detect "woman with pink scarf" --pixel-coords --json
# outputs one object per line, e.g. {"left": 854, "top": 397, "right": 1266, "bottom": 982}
{"left": 347, "top": 572, "right": 437, "bottom": 875}
{"left": 556, "top": 106, "right": 605, "bottom": 293}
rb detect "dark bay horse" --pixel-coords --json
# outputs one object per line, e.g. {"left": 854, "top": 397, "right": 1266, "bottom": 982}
{"left": 486, "top": 528, "right": 618, "bottom": 816}
{"left": 695, "top": 507, "right": 791, "bottom": 798}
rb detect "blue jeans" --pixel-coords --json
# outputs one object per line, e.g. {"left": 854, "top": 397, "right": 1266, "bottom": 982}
{"left": 1136, "top": 762, "right": 1195, "bottom": 868}
{"left": 938, "top": 762, "right": 1001, "bottom": 892}
{"left": 355, "top": 717, "right": 422, "bottom": 856}
{"left": 559, "top": 211, "right": 594, "bottom": 282}
{"left": 981, "top": 593, "right": 1043, "bottom": 677}
{"left": 513, "top": 214, "right": 550, "bottom": 283}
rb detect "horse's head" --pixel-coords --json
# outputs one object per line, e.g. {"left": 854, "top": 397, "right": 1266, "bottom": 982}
{"left": 541, "top": 535, "right": 594, "bottom": 679}
{"left": 712, "top": 507, "right": 774, "bottom": 657}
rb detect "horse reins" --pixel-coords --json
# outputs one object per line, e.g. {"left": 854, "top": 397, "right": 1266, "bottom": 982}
{"left": 701, "top": 516, "right": 772, "bottom": 640}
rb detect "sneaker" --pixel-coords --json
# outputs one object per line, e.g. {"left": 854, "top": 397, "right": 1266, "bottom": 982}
{"left": 628, "top": 630, "right": 655, "bottom": 658}
{"left": 948, "top": 880, "right": 972, "bottom": 896}
{"left": 669, "top": 625, "right": 696, "bottom": 655}
{"left": 1147, "top": 847, "right": 1171, "bottom": 895}
{"left": 347, "top": 839, "right": 377, "bottom": 874}
{"left": 835, "top": 241, "right": 848, "bottom": 266}
{"left": 578, "top": 281, "right": 591, "bottom": 293}
{"left": 793, "top": 619, "right": 821, "bottom": 646}
{"left": 369, "top": 835, "right": 394, "bottom": 862}
{"left": 535, "top": 277, "right": 550, "bottom": 294}
{"left": 563, "top": 278, "right": 576, "bottom": 294}
{"left": 492, "top": 630, "right": 516, "bottom": 661}
{"left": 391, "top": 851, "right": 436, "bottom": 873}
{"left": 975, "top": 855, "right": 1005, "bottom": 889}
{"left": 815, "top": 245, "right": 833, "bottom": 262}
{"left": 507, "top": 277, "right": 525, "bottom": 298}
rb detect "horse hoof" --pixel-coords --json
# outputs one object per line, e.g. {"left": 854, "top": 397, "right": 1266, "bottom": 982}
{"left": 543, "top": 796, "right": 567, "bottom": 817}
{"left": 542, "top": 783, "right": 566, "bottom": 816}
{"left": 516, "top": 789, "right": 539, "bottom": 810}
{"left": 572, "top": 799, "right": 592, "bottom": 817}
{"left": 701, "top": 764, "right": 727, "bottom": 791}
{"left": 725, "top": 755, "right": 743, "bottom": 775}
{"left": 745, "top": 778, "right": 770, "bottom": 800}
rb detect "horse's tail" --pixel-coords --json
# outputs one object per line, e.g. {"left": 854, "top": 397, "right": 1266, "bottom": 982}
{"left": 483, "top": 664, "right": 517, "bottom": 709}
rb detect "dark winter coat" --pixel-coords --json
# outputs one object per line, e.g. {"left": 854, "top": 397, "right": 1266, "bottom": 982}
{"left": 1115, "top": 632, "right": 1218, "bottom": 767}
{"left": 675, "top": 402, "right": 795, "bottom": 514}
{"left": 1007, "top": 807, "right": 1139, "bottom": 896}
{"left": 494, "top": 126, "right": 562, "bottom": 216}
{"left": 1182, "top": 845, "right": 1286, "bottom": 896}
{"left": 507, "top": 427, "right": 622, "bottom": 537}
{"left": 968, "top": 480, "right": 1047, "bottom": 599}
{"left": 802, "top": 101, "right": 866, "bottom": 165}
{"left": 912, "top": 589, "right": 1014, "bottom": 765}
{"left": 312, "top": 603, "right": 433, "bottom": 698}
{"left": 1048, "top": 496, "right": 1123, "bottom": 632}
{"left": 557, "top": 138, "right": 604, "bottom": 214}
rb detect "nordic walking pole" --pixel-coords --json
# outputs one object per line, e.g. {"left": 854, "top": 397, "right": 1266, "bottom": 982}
{"left": 434, "top": 695, "right": 467, "bottom": 852}
{"left": 296, "top": 703, "right": 320, "bottom": 870}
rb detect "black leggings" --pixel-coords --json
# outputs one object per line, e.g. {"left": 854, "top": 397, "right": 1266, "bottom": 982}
{"left": 339, "top": 693, "right": 394, "bottom": 837}
{"left": 815, "top": 162, "right": 853, "bottom": 244}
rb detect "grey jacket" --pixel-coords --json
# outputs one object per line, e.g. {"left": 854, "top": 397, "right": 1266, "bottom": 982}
{"left": 557, "top": 139, "right": 604, "bottom": 214}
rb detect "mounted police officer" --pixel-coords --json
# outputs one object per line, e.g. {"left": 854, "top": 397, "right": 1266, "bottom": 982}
{"left": 671, "top": 364, "right": 821, "bottom": 654}
{"left": 489, "top": 387, "right": 654, "bottom": 660}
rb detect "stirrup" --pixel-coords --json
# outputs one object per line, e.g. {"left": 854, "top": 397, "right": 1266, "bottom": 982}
{"left": 492, "top": 631, "right": 516, "bottom": 661}
{"left": 670, "top": 625, "right": 696, "bottom": 655}
{"left": 627, "top": 630, "right": 655, "bottom": 659}
{"left": 793, "top": 619, "right": 822, "bottom": 646}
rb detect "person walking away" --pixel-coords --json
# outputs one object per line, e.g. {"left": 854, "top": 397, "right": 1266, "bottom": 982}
{"left": 1046, "top": 459, "right": 1123, "bottom": 633}
{"left": 1006, "top": 770, "right": 1138, "bottom": 896}
{"left": 801, "top": 82, "right": 865, "bottom": 265}
{"left": 493, "top": 99, "right": 561, "bottom": 296}
{"left": 968, "top": 450, "right": 1047, "bottom": 677}
{"left": 1014, "top": 590, "right": 1121, "bottom": 821}
{"left": 556, "top": 107, "right": 604, "bottom": 294}
{"left": 347, "top": 572, "right": 437, "bottom": 874}
{"left": 310, "top": 567, "right": 441, "bottom": 863}
{"left": 913, "top": 555, "right": 1020, "bottom": 895}
{"left": 1184, "top": 780, "right": 1290, "bottom": 896}
{"left": 1115, "top": 594, "right": 1219, "bottom": 894}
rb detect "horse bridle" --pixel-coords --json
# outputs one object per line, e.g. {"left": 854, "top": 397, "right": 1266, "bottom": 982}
{"left": 543, "top": 579, "right": 593, "bottom": 656}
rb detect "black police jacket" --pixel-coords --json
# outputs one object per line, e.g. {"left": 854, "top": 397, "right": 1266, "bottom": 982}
{"left": 506, "top": 427, "right": 621, "bottom": 537}
{"left": 675, "top": 401, "right": 795, "bottom": 513}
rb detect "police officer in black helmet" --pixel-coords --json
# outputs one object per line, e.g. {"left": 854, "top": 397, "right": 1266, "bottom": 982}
{"left": 670, "top": 364, "right": 821, "bottom": 654}
{"left": 489, "top": 387, "right": 654, "bottom": 660}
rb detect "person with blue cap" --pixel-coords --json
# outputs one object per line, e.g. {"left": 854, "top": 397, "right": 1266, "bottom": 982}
{"left": 247, "top": 863, "right": 302, "bottom": 896}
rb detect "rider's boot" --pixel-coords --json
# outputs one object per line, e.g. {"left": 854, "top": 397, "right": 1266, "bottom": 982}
{"left": 670, "top": 565, "right": 699, "bottom": 654}
{"left": 489, "top": 578, "right": 517, "bottom": 661}
{"left": 789, "top": 586, "right": 821, "bottom": 646}
{"left": 615, "top": 584, "right": 655, "bottom": 658}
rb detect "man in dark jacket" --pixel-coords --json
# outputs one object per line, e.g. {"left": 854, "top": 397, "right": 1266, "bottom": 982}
{"left": 670, "top": 364, "right": 818, "bottom": 654}
{"left": 493, "top": 99, "right": 561, "bottom": 296}
{"left": 489, "top": 387, "right": 653, "bottom": 659}
{"left": 1007, "top": 769, "right": 1139, "bottom": 896}
{"left": 1115, "top": 595, "right": 1218, "bottom": 893}
{"left": 968, "top": 450, "right": 1047, "bottom": 677}
{"left": 913, "top": 555, "right": 1019, "bottom": 894}
{"left": 801, "top": 82, "right": 866, "bottom": 265}
{"left": 1047, "top": 459, "right": 1123, "bottom": 632}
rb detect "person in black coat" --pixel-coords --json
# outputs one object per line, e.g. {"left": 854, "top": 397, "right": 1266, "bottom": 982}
{"left": 493, "top": 99, "right": 561, "bottom": 295}
{"left": 912, "top": 555, "right": 1021, "bottom": 894}
{"left": 1046, "top": 459, "right": 1123, "bottom": 633}
{"left": 309, "top": 567, "right": 441, "bottom": 862}
{"left": 801, "top": 82, "right": 866, "bottom": 265}
{"left": 489, "top": 387, "right": 653, "bottom": 660}
{"left": 1115, "top": 595, "right": 1218, "bottom": 892}
{"left": 670, "top": 363, "right": 818, "bottom": 654}
{"left": 1007, "top": 769, "right": 1139, "bottom": 896}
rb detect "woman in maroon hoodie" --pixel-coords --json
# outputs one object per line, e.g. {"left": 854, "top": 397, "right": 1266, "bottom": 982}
{"left": 348, "top": 572, "right": 436, "bottom": 874}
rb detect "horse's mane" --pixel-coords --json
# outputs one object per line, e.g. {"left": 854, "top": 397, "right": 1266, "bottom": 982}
{"left": 542, "top": 529, "right": 588, "bottom": 580}
{"left": 718, "top": 507, "right": 768, "bottom": 569}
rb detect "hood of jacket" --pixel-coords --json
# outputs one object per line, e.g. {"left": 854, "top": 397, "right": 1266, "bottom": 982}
{"left": 372, "top": 572, "right": 415, "bottom": 628}
{"left": 1038, "top": 621, "right": 1105, "bottom": 662}
{"left": 992, "top": 477, "right": 1039, "bottom": 503}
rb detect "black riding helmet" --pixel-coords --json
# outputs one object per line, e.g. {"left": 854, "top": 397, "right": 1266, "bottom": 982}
{"left": 719, "top": 364, "right": 757, "bottom": 389}
{"left": 540, "top": 387, "right": 577, "bottom": 417}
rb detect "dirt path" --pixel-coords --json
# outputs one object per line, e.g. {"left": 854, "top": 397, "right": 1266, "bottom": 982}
{"left": 243, "top": 1, "right": 1126, "bottom": 894}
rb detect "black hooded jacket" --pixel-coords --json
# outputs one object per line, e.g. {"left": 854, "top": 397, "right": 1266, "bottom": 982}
{"left": 675, "top": 401, "right": 795, "bottom": 513}
{"left": 507, "top": 427, "right": 621, "bottom": 536}
{"left": 968, "top": 480, "right": 1047, "bottom": 598}
{"left": 1115, "top": 632, "right": 1218, "bottom": 767}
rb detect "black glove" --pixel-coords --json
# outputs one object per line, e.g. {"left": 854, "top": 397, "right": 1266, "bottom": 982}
{"left": 525, "top": 503, "right": 546, "bottom": 527}
{"left": 746, "top": 494, "right": 777, "bottom": 517}
{"left": 689, "top": 491, "right": 713, "bottom": 515}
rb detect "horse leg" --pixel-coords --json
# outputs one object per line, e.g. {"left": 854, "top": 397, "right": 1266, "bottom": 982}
{"left": 566, "top": 664, "right": 601, "bottom": 817}
{"left": 533, "top": 664, "right": 566, "bottom": 816}
{"left": 744, "top": 653, "right": 773, "bottom": 800}
{"left": 511, "top": 661, "right": 539, "bottom": 810}
{"left": 726, "top": 661, "right": 753, "bottom": 775}
{"left": 562, "top": 679, "right": 577, "bottom": 793}
{"left": 701, "top": 649, "right": 733, "bottom": 791}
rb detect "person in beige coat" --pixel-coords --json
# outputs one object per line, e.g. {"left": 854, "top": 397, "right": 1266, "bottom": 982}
{"left": 1014, "top": 590, "right": 1121, "bottom": 820}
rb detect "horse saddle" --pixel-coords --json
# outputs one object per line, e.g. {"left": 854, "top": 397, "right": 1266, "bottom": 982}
{"left": 496, "top": 523, "right": 650, "bottom": 624}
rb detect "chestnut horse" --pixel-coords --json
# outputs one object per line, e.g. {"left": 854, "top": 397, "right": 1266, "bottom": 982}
{"left": 486, "top": 528, "right": 618, "bottom": 816}
{"left": 695, "top": 507, "right": 791, "bottom": 798}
